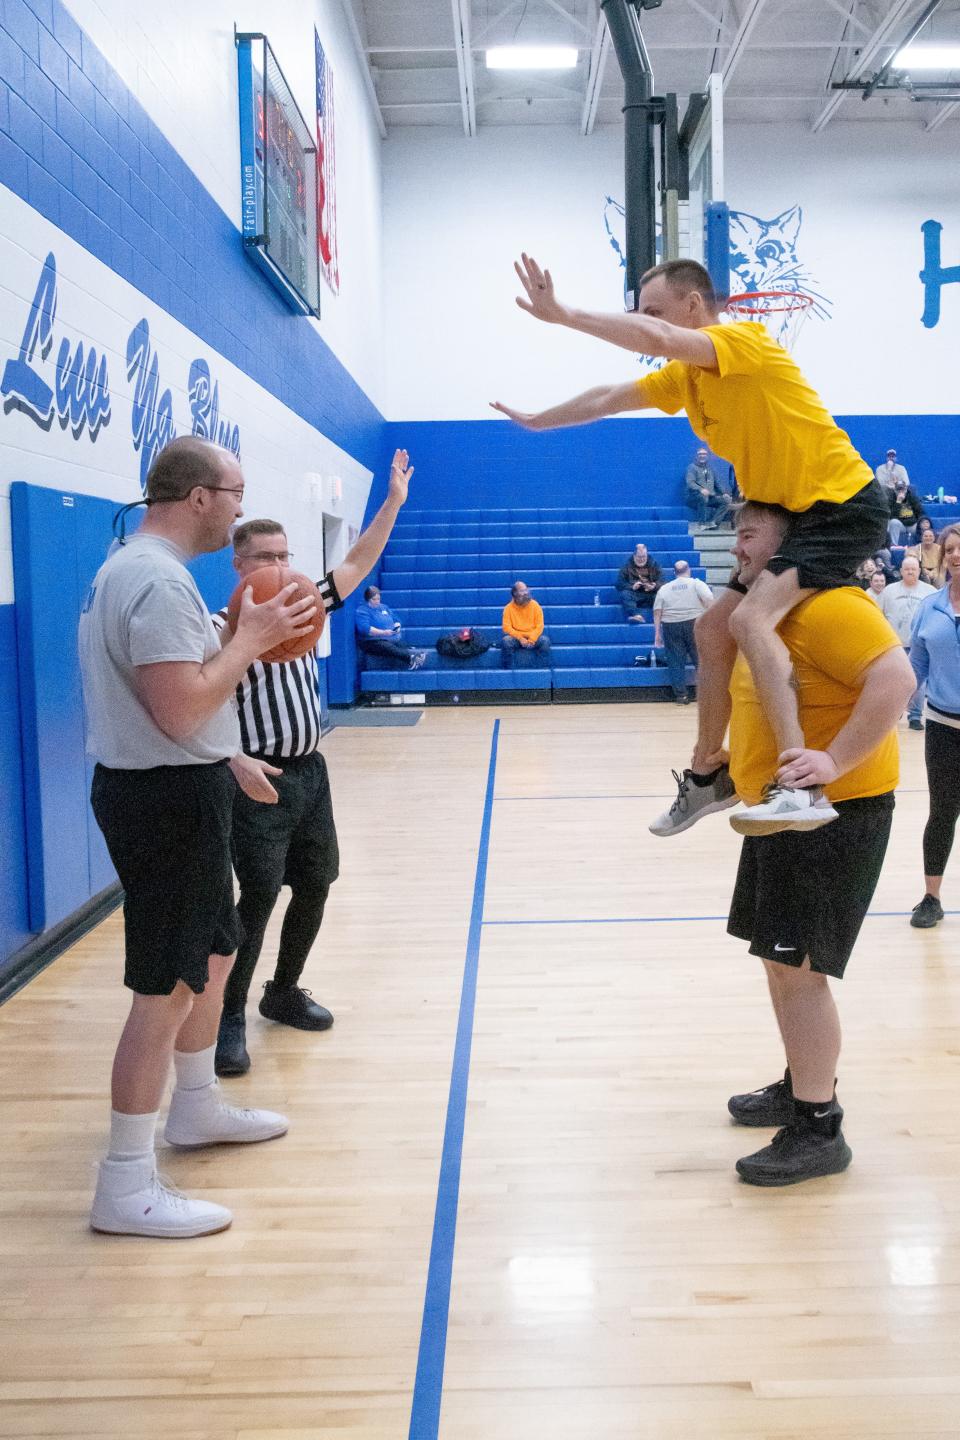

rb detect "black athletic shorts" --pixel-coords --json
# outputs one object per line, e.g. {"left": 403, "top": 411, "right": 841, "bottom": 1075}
{"left": 91, "top": 760, "right": 242, "bottom": 995}
{"left": 727, "top": 792, "right": 894, "bottom": 979}
{"left": 231, "top": 750, "right": 340, "bottom": 895}
{"left": 728, "top": 478, "right": 890, "bottom": 594}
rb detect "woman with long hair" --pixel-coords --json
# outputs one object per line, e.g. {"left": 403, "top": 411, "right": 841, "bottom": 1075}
{"left": 905, "top": 519, "right": 943, "bottom": 588}
{"left": 908, "top": 524, "right": 960, "bottom": 927}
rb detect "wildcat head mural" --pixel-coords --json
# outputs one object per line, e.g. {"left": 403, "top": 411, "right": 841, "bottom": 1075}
{"left": 603, "top": 197, "right": 832, "bottom": 359}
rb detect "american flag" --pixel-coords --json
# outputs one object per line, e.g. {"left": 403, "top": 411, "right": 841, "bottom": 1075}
{"left": 315, "top": 29, "right": 340, "bottom": 294}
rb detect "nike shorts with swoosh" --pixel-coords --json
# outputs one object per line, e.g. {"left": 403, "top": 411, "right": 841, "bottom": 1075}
{"left": 727, "top": 793, "right": 895, "bottom": 979}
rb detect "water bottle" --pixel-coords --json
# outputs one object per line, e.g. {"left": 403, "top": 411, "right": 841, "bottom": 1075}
{"left": 648, "top": 647, "right": 658, "bottom": 668}
{"left": 593, "top": 590, "right": 600, "bottom": 607}
{"left": 938, "top": 486, "right": 945, "bottom": 504}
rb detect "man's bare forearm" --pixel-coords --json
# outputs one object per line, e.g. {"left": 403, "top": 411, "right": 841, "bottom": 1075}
{"left": 525, "top": 385, "right": 635, "bottom": 431}
{"left": 826, "top": 650, "right": 917, "bottom": 776}
{"left": 561, "top": 307, "right": 670, "bottom": 357}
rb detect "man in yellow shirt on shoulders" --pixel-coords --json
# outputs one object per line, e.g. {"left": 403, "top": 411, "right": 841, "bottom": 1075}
{"left": 723, "top": 501, "right": 914, "bottom": 1185}
{"left": 492, "top": 255, "right": 890, "bottom": 839}
{"left": 501, "top": 580, "right": 551, "bottom": 668}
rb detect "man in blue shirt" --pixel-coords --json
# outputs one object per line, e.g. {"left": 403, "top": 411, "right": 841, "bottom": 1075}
{"left": 355, "top": 586, "right": 426, "bottom": 669}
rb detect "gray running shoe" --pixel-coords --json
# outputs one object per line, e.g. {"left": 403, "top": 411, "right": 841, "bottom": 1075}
{"left": 649, "top": 766, "right": 738, "bottom": 838}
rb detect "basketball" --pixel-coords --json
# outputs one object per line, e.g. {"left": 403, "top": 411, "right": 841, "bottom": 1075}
{"left": 226, "top": 565, "right": 326, "bottom": 662}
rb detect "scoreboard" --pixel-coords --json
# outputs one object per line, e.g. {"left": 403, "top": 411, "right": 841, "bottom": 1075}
{"left": 237, "top": 32, "right": 320, "bottom": 318}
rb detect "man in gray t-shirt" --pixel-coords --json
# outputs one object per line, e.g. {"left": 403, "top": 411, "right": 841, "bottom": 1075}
{"left": 80, "top": 435, "right": 316, "bottom": 1241}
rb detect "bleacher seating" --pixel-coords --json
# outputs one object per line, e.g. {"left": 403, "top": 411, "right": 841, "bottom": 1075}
{"left": 358, "top": 506, "right": 706, "bottom": 699}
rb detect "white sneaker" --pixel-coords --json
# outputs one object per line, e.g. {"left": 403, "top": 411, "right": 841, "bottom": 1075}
{"left": 729, "top": 784, "right": 839, "bottom": 837}
{"left": 164, "top": 1081, "right": 288, "bottom": 1148}
{"left": 90, "top": 1157, "right": 232, "bottom": 1238}
{"left": 649, "top": 766, "right": 738, "bottom": 838}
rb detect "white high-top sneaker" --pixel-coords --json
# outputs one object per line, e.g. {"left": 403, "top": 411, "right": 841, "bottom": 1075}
{"left": 90, "top": 1157, "right": 232, "bottom": 1238}
{"left": 164, "top": 1080, "right": 288, "bottom": 1148}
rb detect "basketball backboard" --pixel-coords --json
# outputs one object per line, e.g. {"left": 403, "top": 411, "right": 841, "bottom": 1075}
{"left": 679, "top": 74, "right": 730, "bottom": 298}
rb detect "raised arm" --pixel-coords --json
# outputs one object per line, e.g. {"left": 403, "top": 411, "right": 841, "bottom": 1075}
{"left": 510, "top": 253, "right": 718, "bottom": 367}
{"left": 491, "top": 380, "right": 645, "bottom": 432}
{"left": 332, "top": 449, "right": 413, "bottom": 600}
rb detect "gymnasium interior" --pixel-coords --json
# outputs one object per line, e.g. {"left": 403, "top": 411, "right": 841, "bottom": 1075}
{"left": 2, "top": 1, "right": 960, "bottom": 1435}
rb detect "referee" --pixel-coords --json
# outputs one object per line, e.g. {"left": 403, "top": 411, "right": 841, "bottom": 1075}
{"left": 213, "top": 448, "right": 414, "bottom": 1076}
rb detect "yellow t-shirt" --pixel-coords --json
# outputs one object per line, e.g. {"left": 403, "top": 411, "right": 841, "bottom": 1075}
{"left": 728, "top": 587, "right": 901, "bottom": 806}
{"left": 638, "top": 322, "right": 872, "bottom": 512}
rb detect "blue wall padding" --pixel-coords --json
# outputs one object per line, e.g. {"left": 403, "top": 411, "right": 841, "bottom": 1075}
{"left": 0, "top": 605, "right": 32, "bottom": 967}
{"left": 11, "top": 482, "right": 117, "bottom": 930}
{"left": 377, "top": 414, "right": 960, "bottom": 514}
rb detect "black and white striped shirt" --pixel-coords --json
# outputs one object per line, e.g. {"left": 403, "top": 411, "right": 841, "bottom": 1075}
{"left": 212, "top": 573, "right": 342, "bottom": 759}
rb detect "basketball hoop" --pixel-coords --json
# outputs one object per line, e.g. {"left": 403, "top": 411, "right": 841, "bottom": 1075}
{"left": 725, "top": 290, "right": 814, "bottom": 353}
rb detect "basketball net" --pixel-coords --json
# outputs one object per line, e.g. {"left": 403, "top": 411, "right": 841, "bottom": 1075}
{"left": 725, "top": 290, "right": 814, "bottom": 353}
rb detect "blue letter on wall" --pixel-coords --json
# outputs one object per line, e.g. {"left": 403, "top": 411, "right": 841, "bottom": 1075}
{"left": 920, "top": 220, "right": 960, "bottom": 329}
{"left": 1, "top": 253, "right": 57, "bottom": 425}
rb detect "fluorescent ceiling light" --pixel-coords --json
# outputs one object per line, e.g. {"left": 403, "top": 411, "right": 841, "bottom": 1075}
{"left": 486, "top": 46, "right": 578, "bottom": 70}
{"left": 895, "top": 43, "right": 960, "bottom": 70}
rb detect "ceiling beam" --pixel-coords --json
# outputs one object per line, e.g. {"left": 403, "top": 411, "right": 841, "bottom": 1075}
{"left": 473, "top": 2, "right": 525, "bottom": 46}
{"left": 337, "top": 0, "right": 386, "bottom": 138}
{"left": 811, "top": 0, "right": 918, "bottom": 132}
{"left": 720, "top": 0, "right": 771, "bottom": 87}
{"left": 818, "top": 0, "right": 873, "bottom": 38}
{"left": 580, "top": 11, "right": 610, "bottom": 135}
{"left": 451, "top": 0, "right": 478, "bottom": 136}
{"left": 681, "top": 0, "right": 730, "bottom": 33}
{"left": 540, "top": 0, "right": 594, "bottom": 40}
{"left": 925, "top": 98, "right": 959, "bottom": 129}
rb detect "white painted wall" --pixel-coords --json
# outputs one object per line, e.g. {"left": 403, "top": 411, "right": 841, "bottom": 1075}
{"left": 62, "top": 0, "right": 386, "bottom": 410}
{"left": 0, "top": 189, "right": 371, "bottom": 616}
{"left": 382, "top": 121, "right": 960, "bottom": 420}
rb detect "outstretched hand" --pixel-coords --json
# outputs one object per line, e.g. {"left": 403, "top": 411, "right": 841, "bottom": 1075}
{"left": 388, "top": 448, "right": 414, "bottom": 505}
{"left": 513, "top": 253, "right": 566, "bottom": 324}
{"left": 489, "top": 400, "right": 539, "bottom": 429}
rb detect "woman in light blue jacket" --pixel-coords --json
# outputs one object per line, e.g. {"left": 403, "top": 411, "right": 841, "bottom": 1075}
{"left": 908, "top": 524, "right": 960, "bottom": 928}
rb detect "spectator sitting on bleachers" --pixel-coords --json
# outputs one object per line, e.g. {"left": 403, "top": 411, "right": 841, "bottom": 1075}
{"left": 856, "top": 558, "right": 877, "bottom": 589}
{"left": 887, "top": 477, "right": 926, "bottom": 546}
{"left": 501, "top": 581, "right": 551, "bottom": 667}
{"left": 685, "top": 447, "right": 733, "bottom": 530}
{"left": 355, "top": 585, "right": 427, "bottom": 670}
{"left": 908, "top": 522, "right": 944, "bottom": 587}
{"left": 866, "top": 570, "right": 887, "bottom": 604}
{"left": 875, "top": 448, "right": 910, "bottom": 491}
{"left": 616, "top": 542, "right": 663, "bottom": 623}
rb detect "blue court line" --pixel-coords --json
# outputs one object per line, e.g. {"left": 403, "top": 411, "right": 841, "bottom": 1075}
{"left": 408, "top": 717, "right": 500, "bottom": 1440}
{"left": 483, "top": 908, "right": 958, "bottom": 928}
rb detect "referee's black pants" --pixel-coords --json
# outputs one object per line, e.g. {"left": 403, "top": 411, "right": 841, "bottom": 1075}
{"left": 224, "top": 752, "right": 340, "bottom": 1016}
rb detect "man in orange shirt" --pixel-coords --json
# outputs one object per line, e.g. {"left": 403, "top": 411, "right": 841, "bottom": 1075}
{"left": 501, "top": 580, "right": 550, "bottom": 668}
{"left": 724, "top": 502, "right": 915, "bottom": 1185}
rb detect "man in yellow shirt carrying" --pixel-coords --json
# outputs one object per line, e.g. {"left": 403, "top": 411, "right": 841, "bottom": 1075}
{"left": 724, "top": 501, "right": 913, "bottom": 1184}
{"left": 501, "top": 580, "right": 551, "bottom": 668}
{"left": 492, "top": 256, "right": 890, "bottom": 837}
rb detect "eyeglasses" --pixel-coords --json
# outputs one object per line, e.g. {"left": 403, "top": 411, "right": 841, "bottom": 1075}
{"left": 204, "top": 485, "right": 245, "bottom": 500}
{"left": 241, "top": 550, "right": 294, "bottom": 564}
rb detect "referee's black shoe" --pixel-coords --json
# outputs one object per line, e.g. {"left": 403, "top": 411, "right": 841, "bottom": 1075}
{"left": 910, "top": 894, "right": 944, "bottom": 929}
{"left": 259, "top": 982, "right": 334, "bottom": 1032}
{"left": 736, "top": 1107, "right": 852, "bottom": 1187}
{"left": 215, "top": 1012, "right": 250, "bottom": 1077}
{"left": 727, "top": 1069, "right": 795, "bottom": 1127}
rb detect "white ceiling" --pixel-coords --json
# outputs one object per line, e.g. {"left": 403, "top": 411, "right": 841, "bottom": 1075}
{"left": 344, "top": 0, "right": 960, "bottom": 134}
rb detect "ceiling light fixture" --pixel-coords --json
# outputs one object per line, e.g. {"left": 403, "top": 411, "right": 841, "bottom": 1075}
{"left": 486, "top": 46, "right": 579, "bottom": 70}
{"left": 895, "top": 43, "right": 960, "bottom": 69}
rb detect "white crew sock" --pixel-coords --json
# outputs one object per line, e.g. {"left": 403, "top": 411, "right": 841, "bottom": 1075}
{"left": 172, "top": 1044, "right": 217, "bottom": 1092}
{"left": 106, "top": 1109, "right": 159, "bottom": 1162}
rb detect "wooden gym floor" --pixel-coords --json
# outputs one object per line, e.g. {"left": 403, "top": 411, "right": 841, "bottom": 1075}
{"left": 1, "top": 705, "right": 959, "bottom": 1439}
